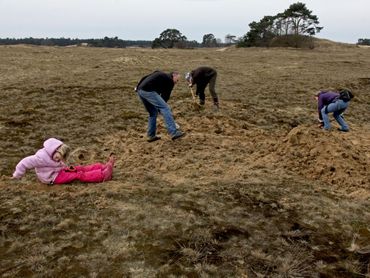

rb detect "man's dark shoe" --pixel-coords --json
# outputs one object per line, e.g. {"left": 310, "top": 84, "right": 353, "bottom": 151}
{"left": 147, "top": 135, "right": 161, "bottom": 142}
{"left": 337, "top": 128, "right": 349, "bottom": 132}
{"left": 171, "top": 131, "right": 185, "bottom": 140}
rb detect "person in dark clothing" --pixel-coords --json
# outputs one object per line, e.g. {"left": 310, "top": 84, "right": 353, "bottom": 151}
{"left": 135, "top": 70, "right": 185, "bottom": 142}
{"left": 185, "top": 66, "right": 219, "bottom": 109}
{"left": 315, "top": 89, "right": 354, "bottom": 132}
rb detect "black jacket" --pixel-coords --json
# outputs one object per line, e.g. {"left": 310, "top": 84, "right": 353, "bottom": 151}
{"left": 190, "top": 66, "right": 217, "bottom": 86}
{"left": 136, "top": 71, "right": 174, "bottom": 102}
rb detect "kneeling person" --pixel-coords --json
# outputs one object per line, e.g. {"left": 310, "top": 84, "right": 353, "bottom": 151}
{"left": 316, "top": 89, "right": 354, "bottom": 132}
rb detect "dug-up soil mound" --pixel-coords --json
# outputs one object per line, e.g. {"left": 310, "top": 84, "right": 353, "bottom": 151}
{"left": 260, "top": 125, "right": 370, "bottom": 197}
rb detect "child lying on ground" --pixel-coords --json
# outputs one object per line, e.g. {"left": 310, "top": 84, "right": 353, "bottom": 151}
{"left": 12, "top": 138, "right": 114, "bottom": 185}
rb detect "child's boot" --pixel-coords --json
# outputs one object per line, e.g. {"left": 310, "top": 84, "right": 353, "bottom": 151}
{"left": 102, "top": 154, "right": 115, "bottom": 181}
{"left": 102, "top": 164, "right": 113, "bottom": 181}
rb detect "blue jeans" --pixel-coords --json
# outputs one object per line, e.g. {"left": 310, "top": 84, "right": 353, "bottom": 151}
{"left": 137, "top": 89, "right": 177, "bottom": 137}
{"left": 321, "top": 99, "right": 349, "bottom": 130}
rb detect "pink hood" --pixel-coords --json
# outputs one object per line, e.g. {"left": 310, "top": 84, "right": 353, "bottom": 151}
{"left": 13, "top": 138, "right": 67, "bottom": 184}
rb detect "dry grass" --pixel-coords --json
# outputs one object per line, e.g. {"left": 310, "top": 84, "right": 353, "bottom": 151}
{"left": 0, "top": 44, "right": 369, "bottom": 277}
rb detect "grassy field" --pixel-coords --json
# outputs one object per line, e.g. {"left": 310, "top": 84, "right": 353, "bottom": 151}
{"left": 0, "top": 42, "right": 369, "bottom": 277}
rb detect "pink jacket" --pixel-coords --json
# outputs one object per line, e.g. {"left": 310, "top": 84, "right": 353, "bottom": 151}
{"left": 13, "top": 138, "right": 67, "bottom": 184}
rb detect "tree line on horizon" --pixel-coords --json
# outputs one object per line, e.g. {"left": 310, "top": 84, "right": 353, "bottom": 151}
{"left": 0, "top": 37, "right": 152, "bottom": 48}
{"left": 357, "top": 39, "right": 370, "bottom": 46}
{"left": 151, "top": 2, "right": 324, "bottom": 49}
{"left": 1, "top": 2, "right": 368, "bottom": 49}
{"left": 0, "top": 34, "right": 232, "bottom": 49}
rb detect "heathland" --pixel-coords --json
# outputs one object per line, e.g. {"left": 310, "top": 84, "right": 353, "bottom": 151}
{"left": 0, "top": 41, "right": 369, "bottom": 277}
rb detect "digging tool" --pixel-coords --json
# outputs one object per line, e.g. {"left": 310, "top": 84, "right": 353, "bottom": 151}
{"left": 189, "top": 86, "right": 201, "bottom": 110}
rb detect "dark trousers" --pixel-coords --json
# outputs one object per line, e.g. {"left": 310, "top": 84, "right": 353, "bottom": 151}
{"left": 196, "top": 72, "right": 218, "bottom": 105}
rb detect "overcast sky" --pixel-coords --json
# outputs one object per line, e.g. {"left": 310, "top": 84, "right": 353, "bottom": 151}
{"left": 0, "top": 0, "right": 368, "bottom": 43}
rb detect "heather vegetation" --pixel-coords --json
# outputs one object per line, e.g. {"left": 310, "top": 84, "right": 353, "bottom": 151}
{"left": 0, "top": 40, "right": 369, "bottom": 277}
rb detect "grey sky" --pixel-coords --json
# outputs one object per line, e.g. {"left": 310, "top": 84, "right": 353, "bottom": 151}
{"left": 0, "top": 0, "right": 368, "bottom": 43}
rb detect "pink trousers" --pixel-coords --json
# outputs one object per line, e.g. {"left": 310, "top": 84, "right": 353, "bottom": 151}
{"left": 53, "top": 163, "right": 105, "bottom": 184}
